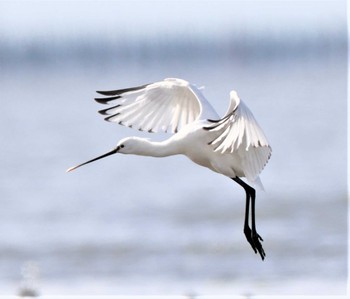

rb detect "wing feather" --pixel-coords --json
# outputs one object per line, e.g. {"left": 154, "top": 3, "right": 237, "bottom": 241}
{"left": 204, "top": 91, "right": 271, "bottom": 182}
{"left": 95, "top": 78, "right": 218, "bottom": 134}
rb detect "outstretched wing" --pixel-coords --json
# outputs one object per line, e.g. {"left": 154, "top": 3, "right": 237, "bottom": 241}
{"left": 204, "top": 91, "right": 271, "bottom": 182}
{"left": 95, "top": 78, "right": 218, "bottom": 133}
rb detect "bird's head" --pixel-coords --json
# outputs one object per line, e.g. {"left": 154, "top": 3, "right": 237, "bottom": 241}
{"left": 66, "top": 137, "right": 142, "bottom": 173}
{"left": 114, "top": 136, "right": 149, "bottom": 154}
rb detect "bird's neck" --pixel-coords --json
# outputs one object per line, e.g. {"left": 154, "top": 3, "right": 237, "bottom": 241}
{"left": 132, "top": 138, "right": 181, "bottom": 158}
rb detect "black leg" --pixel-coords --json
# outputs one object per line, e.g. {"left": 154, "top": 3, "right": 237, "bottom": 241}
{"left": 250, "top": 185, "right": 265, "bottom": 260}
{"left": 232, "top": 177, "right": 265, "bottom": 260}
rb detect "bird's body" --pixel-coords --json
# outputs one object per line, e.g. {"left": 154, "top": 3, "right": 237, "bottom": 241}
{"left": 123, "top": 124, "right": 246, "bottom": 179}
{"left": 67, "top": 78, "right": 272, "bottom": 260}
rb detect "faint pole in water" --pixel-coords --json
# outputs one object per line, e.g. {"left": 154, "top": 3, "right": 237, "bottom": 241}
{"left": 18, "top": 261, "right": 40, "bottom": 297}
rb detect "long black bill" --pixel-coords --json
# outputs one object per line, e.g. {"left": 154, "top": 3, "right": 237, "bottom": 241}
{"left": 66, "top": 147, "right": 119, "bottom": 173}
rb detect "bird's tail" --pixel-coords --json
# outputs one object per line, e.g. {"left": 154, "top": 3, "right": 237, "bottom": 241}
{"left": 253, "top": 176, "right": 265, "bottom": 191}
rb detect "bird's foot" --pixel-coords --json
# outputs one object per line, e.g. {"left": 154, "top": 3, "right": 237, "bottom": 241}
{"left": 244, "top": 226, "right": 266, "bottom": 261}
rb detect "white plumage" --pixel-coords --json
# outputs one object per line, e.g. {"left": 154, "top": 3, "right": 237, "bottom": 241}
{"left": 205, "top": 91, "right": 271, "bottom": 183}
{"left": 97, "top": 78, "right": 218, "bottom": 133}
{"left": 68, "top": 78, "right": 272, "bottom": 260}
{"left": 95, "top": 78, "right": 271, "bottom": 184}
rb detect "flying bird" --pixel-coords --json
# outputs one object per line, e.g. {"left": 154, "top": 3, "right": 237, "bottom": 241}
{"left": 67, "top": 78, "right": 272, "bottom": 260}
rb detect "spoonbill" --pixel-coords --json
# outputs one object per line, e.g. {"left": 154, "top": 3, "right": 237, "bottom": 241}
{"left": 67, "top": 78, "right": 272, "bottom": 260}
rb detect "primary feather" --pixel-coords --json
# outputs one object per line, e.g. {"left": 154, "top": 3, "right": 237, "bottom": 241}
{"left": 96, "top": 78, "right": 218, "bottom": 133}
{"left": 204, "top": 90, "right": 271, "bottom": 182}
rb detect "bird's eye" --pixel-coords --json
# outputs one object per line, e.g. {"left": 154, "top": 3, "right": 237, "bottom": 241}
{"left": 120, "top": 144, "right": 124, "bottom": 148}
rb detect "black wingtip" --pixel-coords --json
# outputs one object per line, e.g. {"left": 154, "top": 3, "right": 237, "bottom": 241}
{"left": 96, "top": 83, "right": 150, "bottom": 97}
{"left": 96, "top": 90, "right": 119, "bottom": 96}
{"left": 95, "top": 96, "right": 121, "bottom": 104}
{"left": 98, "top": 104, "right": 122, "bottom": 115}
{"left": 104, "top": 113, "right": 120, "bottom": 122}
{"left": 98, "top": 109, "right": 109, "bottom": 115}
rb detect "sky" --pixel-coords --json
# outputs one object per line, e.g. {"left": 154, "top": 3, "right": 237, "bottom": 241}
{"left": 0, "top": 1, "right": 346, "bottom": 43}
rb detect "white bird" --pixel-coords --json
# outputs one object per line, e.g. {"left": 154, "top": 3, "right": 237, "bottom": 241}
{"left": 67, "top": 78, "right": 272, "bottom": 260}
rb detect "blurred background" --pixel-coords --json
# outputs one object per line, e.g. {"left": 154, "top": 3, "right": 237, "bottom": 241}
{"left": 0, "top": 0, "right": 347, "bottom": 296}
